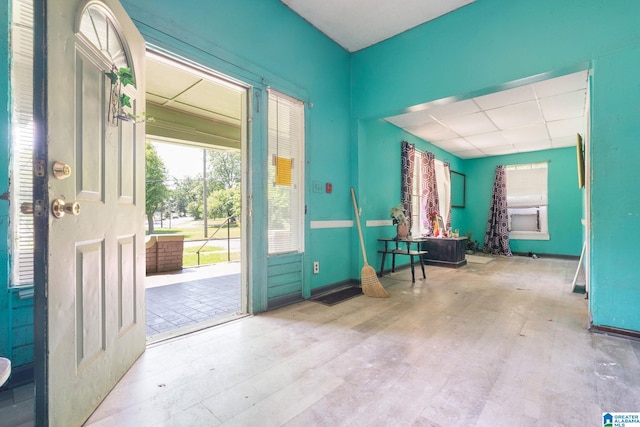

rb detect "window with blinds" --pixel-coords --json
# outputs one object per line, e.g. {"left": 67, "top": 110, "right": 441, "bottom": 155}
{"left": 506, "top": 162, "right": 549, "bottom": 240}
{"left": 10, "top": 0, "right": 35, "bottom": 286}
{"left": 267, "top": 89, "right": 304, "bottom": 254}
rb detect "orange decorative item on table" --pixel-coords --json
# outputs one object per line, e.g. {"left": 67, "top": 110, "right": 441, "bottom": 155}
{"left": 430, "top": 212, "right": 440, "bottom": 237}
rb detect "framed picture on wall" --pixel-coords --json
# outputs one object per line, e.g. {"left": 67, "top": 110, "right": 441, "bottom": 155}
{"left": 451, "top": 170, "right": 466, "bottom": 208}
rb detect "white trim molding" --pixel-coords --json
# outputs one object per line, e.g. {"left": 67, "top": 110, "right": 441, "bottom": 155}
{"left": 310, "top": 220, "right": 353, "bottom": 229}
{"left": 366, "top": 219, "right": 393, "bottom": 227}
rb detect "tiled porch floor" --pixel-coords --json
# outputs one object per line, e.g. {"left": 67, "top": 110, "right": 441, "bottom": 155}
{"left": 145, "top": 262, "right": 242, "bottom": 337}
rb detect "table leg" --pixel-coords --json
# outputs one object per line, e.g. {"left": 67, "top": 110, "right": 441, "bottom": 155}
{"left": 410, "top": 255, "right": 416, "bottom": 282}
{"left": 379, "top": 252, "right": 387, "bottom": 277}
{"left": 419, "top": 255, "right": 426, "bottom": 279}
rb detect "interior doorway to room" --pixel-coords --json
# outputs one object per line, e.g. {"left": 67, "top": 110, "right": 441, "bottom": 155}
{"left": 144, "top": 51, "right": 249, "bottom": 341}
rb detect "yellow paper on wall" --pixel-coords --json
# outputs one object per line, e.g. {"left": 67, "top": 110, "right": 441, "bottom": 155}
{"left": 275, "top": 156, "right": 292, "bottom": 186}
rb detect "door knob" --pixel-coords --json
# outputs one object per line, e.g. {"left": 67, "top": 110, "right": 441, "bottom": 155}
{"left": 52, "top": 161, "right": 72, "bottom": 180}
{"left": 52, "top": 199, "right": 80, "bottom": 218}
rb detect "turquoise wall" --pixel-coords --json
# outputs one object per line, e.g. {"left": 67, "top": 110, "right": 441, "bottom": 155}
{"left": 120, "top": 0, "right": 354, "bottom": 307}
{"left": 464, "top": 148, "right": 582, "bottom": 256}
{"left": 351, "top": 0, "right": 640, "bottom": 331}
{"left": 589, "top": 46, "right": 640, "bottom": 331}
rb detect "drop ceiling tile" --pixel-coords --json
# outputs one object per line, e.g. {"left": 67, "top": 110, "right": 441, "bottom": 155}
{"left": 539, "top": 90, "right": 586, "bottom": 121}
{"left": 481, "top": 145, "right": 517, "bottom": 156}
{"left": 514, "top": 139, "right": 552, "bottom": 152}
{"left": 381, "top": 71, "right": 588, "bottom": 159}
{"left": 427, "top": 99, "right": 480, "bottom": 120}
{"left": 547, "top": 116, "right": 586, "bottom": 138}
{"left": 439, "top": 112, "right": 497, "bottom": 136}
{"left": 551, "top": 135, "right": 577, "bottom": 148}
{"left": 409, "top": 121, "right": 459, "bottom": 141}
{"left": 453, "top": 148, "right": 487, "bottom": 159}
{"left": 534, "top": 70, "right": 588, "bottom": 98}
{"left": 501, "top": 123, "right": 549, "bottom": 144}
{"left": 465, "top": 131, "right": 509, "bottom": 148}
{"left": 474, "top": 85, "right": 536, "bottom": 110}
{"left": 485, "top": 100, "right": 544, "bottom": 129}
{"left": 386, "top": 110, "right": 434, "bottom": 129}
{"left": 434, "top": 138, "right": 474, "bottom": 152}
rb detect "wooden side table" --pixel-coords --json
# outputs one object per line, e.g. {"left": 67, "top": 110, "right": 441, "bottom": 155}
{"left": 377, "top": 237, "right": 428, "bottom": 282}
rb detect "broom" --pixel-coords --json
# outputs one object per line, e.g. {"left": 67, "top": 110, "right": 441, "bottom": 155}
{"left": 351, "top": 188, "right": 390, "bottom": 298}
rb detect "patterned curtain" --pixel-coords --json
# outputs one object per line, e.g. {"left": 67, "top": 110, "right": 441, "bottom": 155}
{"left": 421, "top": 151, "right": 439, "bottom": 235}
{"left": 401, "top": 141, "right": 415, "bottom": 230}
{"left": 484, "top": 165, "right": 512, "bottom": 256}
{"left": 443, "top": 162, "right": 452, "bottom": 230}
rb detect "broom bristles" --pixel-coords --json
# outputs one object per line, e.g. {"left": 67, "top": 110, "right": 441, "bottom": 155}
{"left": 361, "top": 265, "right": 389, "bottom": 298}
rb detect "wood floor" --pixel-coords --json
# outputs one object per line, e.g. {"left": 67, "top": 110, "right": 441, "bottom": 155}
{"left": 81, "top": 255, "right": 640, "bottom": 426}
{"left": 3, "top": 255, "right": 639, "bottom": 426}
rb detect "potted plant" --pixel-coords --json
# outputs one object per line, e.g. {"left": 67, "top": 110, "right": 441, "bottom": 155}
{"left": 390, "top": 203, "right": 409, "bottom": 239}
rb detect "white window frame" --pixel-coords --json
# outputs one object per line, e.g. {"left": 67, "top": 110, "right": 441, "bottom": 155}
{"left": 267, "top": 88, "right": 305, "bottom": 255}
{"left": 410, "top": 152, "right": 450, "bottom": 237}
{"left": 506, "top": 162, "right": 549, "bottom": 240}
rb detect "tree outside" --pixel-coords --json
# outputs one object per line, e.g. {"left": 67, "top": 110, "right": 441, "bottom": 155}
{"left": 208, "top": 151, "right": 241, "bottom": 190}
{"left": 145, "top": 142, "right": 169, "bottom": 234}
{"left": 146, "top": 143, "right": 241, "bottom": 229}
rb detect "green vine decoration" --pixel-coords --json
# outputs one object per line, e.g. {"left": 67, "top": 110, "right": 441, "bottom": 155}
{"left": 107, "top": 66, "right": 135, "bottom": 108}
{"left": 105, "top": 66, "right": 155, "bottom": 125}
{"left": 107, "top": 66, "right": 153, "bottom": 124}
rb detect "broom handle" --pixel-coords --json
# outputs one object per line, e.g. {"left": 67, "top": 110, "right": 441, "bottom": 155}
{"left": 350, "top": 188, "right": 369, "bottom": 265}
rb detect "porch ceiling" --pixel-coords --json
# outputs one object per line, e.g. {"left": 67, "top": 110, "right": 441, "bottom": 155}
{"left": 145, "top": 53, "right": 243, "bottom": 149}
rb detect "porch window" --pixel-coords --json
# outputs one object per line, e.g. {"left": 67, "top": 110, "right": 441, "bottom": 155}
{"left": 267, "top": 89, "right": 305, "bottom": 254}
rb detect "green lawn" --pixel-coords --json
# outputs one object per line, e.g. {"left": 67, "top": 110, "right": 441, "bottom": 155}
{"left": 182, "top": 245, "right": 240, "bottom": 267}
{"left": 146, "top": 218, "right": 241, "bottom": 240}
{"left": 146, "top": 218, "right": 242, "bottom": 267}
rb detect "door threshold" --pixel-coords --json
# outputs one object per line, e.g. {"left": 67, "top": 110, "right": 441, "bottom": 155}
{"left": 146, "top": 312, "right": 250, "bottom": 346}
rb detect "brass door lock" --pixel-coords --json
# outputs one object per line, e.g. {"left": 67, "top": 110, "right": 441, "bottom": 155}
{"left": 52, "top": 161, "right": 72, "bottom": 180}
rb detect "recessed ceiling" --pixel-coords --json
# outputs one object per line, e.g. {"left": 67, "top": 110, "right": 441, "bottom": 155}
{"left": 281, "top": 0, "right": 476, "bottom": 52}
{"left": 385, "top": 70, "right": 589, "bottom": 159}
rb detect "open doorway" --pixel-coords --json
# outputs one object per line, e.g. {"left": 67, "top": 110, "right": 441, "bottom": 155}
{"left": 144, "top": 142, "right": 243, "bottom": 339}
{"left": 143, "top": 51, "right": 249, "bottom": 341}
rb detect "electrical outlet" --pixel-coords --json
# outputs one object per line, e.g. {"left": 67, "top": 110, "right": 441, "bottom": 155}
{"left": 313, "top": 261, "right": 320, "bottom": 274}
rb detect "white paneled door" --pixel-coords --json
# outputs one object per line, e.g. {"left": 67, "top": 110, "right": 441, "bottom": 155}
{"left": 33, "top": 0, "right": 146, "bottom": 425}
